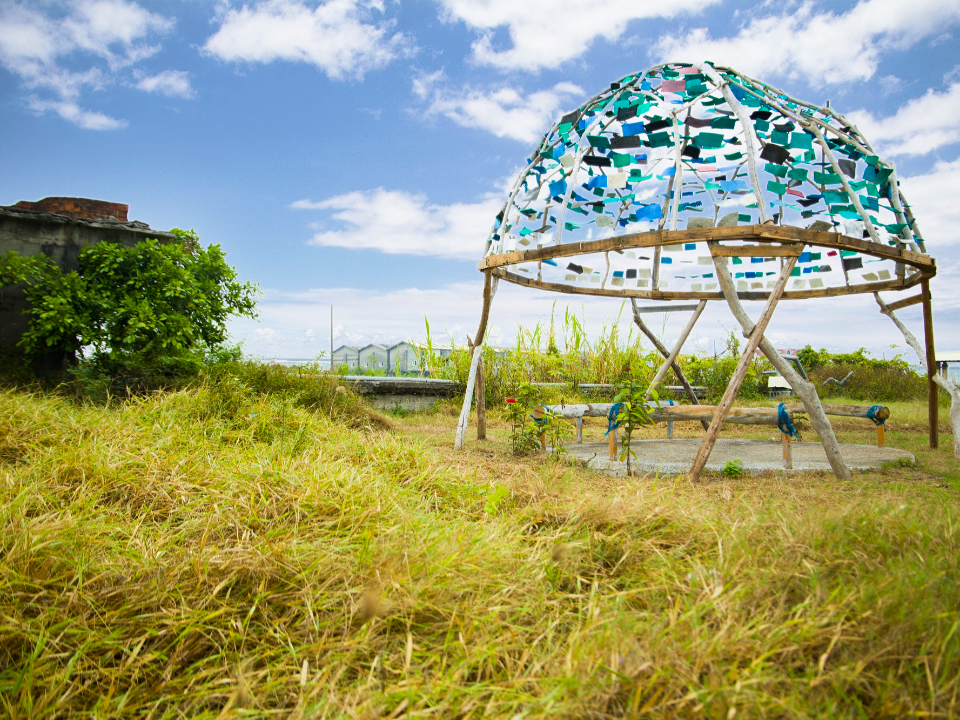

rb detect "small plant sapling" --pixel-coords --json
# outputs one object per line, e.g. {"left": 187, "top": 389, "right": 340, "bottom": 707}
{"left": 614, "top": 381, "right": 656, "bottom": 476}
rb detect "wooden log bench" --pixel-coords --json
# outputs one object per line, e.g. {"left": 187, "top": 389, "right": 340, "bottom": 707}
{"left": 541, "top": 402, "right": 891, "bottom": 469}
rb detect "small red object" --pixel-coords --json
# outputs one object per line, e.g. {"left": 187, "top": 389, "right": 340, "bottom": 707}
{"left": 506, "top": 398, "right": 517, "bottom": 403}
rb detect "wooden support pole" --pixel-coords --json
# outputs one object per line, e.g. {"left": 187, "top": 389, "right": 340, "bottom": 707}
{"left": 454, "top": 271, "right": 495, "bottom": 450}
{"left": 714, "top": 251, "right": 852, "bottom": 480}
{"left": 877, "top": 424, "right": 885, "bottom": 449}
{"left": 576, "top": 417, "right": 583, "bottom": 443}
{"left": 631, "top": 299, "right": 710, "bottom": 430}
{"left": 782, "top": 432, "right": 793, "bottom": 470}
{"left": 688, "top": 255, "right": 798, "bottom": 482}
{"left": 922, "top": 280, "right": 938, "bottom": 449}
{"left": 454, "top": 346, "right": 483, "bottom": 450}
{"left": 475, "top": 357, "right": 486, "bottom": 440}
{"left": 876, "top": 291, "right": 960, "bottom": 459}
{"left": 608, "top": 427, "right": 617, "bottom": 461}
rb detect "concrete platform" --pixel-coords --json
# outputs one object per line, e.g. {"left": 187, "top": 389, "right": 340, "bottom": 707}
{"left": 562, "top": 438, "right": 914, "bottom": 477}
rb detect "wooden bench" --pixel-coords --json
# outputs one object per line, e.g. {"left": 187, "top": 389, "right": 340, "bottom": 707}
{"left": 541, "top": 402, "right": 891, "bottom": 469}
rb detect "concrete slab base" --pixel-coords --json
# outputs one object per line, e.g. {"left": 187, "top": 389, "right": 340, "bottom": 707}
{"left": 562, "top": 438, "right": 915, "bottom": 477}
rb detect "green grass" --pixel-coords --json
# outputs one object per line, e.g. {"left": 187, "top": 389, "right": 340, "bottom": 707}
{"left": 2, "top": 381, "right": 960, "bottom": 718}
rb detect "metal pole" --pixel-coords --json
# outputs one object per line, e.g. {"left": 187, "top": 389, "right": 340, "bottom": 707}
{"left": 330, "top": 305, "right": 334, "bottom": 372}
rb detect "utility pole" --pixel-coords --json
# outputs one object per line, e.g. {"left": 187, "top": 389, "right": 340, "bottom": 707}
{"left": 330, "top": 305, "right": 334, "bottom": 372}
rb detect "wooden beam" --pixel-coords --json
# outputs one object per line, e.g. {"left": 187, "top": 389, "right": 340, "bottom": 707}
{"left": 885, "top": 293, "right": 924, "bottom": 312}
{"left": 782, "top": 402, "right": 890, "bottom": 420}
{"left": 478, "top": 225, "right": 936, "bottom": 273}
{"left": 632, "top": 303, "right": 704, "bottom": 313}
{"left": 709, "top": 245, "right": 802, "bottom": 258}
{"left": 922, "top": 280, "right": 938, "bottom": 449}
{"left": 490, "top": 265, "right": 923, "bottom": 302}
{"left": 688, "top": 255, "right": 799, "bottom": 482}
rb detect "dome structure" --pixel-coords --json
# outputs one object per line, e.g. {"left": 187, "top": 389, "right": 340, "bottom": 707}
{"left": 480, "top": 62, "right": 934, "bottom": 300}
{"left": 456, "top": 62, "right": 942, "bottom": 482}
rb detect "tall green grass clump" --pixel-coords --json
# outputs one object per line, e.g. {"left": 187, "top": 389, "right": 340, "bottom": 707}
{"left": 426, "top": 308, "right": 771, "bottom": 405}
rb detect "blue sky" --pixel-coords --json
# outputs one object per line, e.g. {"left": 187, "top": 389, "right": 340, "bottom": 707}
{"left": 2, "top": 0, "right": 959, "bottom": 361}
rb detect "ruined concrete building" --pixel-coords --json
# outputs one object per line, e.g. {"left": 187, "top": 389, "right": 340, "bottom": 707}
{"left": 0, "top": 197, "right": 174, "bottom": 354}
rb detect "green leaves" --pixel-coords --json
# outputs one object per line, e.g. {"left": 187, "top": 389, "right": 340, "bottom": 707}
{"left": 7, "top": 230, "right": 259, "bottom": 377}
{"left": 613, "top": 381, "right": 656, "bottom": 474}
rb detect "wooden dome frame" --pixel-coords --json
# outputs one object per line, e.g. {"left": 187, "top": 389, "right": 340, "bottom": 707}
{"left": 452, "top": 62, "right": 941, "bottom": 480}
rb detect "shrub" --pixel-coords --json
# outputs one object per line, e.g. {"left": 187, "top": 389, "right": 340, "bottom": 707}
{"left": 809, "top": 363, "right": 928, "bottom": 403}
{"left": 800, "top": 347, "right": 931, "bottom": 403}
{"left": 681, "top": 331, "right": 767, "bottom": 403}
{"left": 0, "top": 229, "right": 258, "bottom": 385}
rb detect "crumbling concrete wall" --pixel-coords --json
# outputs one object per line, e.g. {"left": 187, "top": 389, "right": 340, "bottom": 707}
{"left": 0, "top": 199, "right": 174, "bottom": 351}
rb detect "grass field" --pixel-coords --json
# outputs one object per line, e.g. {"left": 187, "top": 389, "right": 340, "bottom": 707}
{"left": 2, "top": 380, "right": 959, "bottom": 718}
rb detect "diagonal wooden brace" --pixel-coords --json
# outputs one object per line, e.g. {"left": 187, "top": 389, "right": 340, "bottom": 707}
{"left": 712, "top": 248, "right": 851, "bottom": 479}
{"left": 688, "top": 254, "right": 798, "bottom": 481}
{"left": 631, "top": 299, "right": 710, "bottom": 430}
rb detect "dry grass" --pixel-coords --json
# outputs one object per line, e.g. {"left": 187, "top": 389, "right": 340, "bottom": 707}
{"left": 2, "top": 385, "right": 960, "bottom": 718}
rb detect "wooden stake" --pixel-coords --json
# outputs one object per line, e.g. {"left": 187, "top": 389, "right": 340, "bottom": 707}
{"left": 877, "top": 424, "right": 885, "bottom": 448}
{"left": 576, "top": 417, "right": 583, "bottom": 443}
{"left": 608, "top": 427, "right": 617, "bottom": 461}
{"left": 782, "top": 432, "right": 793, "bottom": 470}
{"left": 688, "top": 254, "right": 798, "bottom": 481}
{"left": 922, "top": 280, "right": 938, "bottom": 449}
{"left": 631, "top": 299, "right": 709, "bottom": 430}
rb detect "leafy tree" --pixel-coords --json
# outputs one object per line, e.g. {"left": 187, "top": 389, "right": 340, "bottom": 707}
{"left": 0, "top": 229, "right": 258, "bottom": 377}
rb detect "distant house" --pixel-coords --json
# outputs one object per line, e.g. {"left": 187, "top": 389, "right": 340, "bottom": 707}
{"left": 331, "top": 345, "right": 360, "bottom": 370}
{"left": 936, "top": 351, "right": 960, "bottom": 385}
{"left": 358, "top": 344, "right": 388, "bottom": 371}
{"left": 387, "top": 341, "right": 422, "bottom": 374}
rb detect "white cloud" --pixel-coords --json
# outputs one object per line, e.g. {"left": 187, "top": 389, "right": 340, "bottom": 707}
{"left": 413, "top": 72, "right": 583, "bottom": 143}
{"left": 292, "top": 188, "right": 499, "bottom": 260}
{"left": 847, "top": 83, "right": 960, "bottom": 156}
{"left": 654, "top": 0, "right": 960, "bottom": 86}
{"left": 204, "top": 0, "right": 413, "bottom": 80}
{"left": 27, "top": 97, "right": 127, "bottom": 130}
{"left": 0, "top": 0, "right": 180, "bottom": 129}
{"left": 134, "top": 69, "right": 195, "bottom": 99}
{"left": 436, "top": 0, "right": 718, "bottom": 72}
{"left": 902, "top": 158, "right": 960, "bottom": 248}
